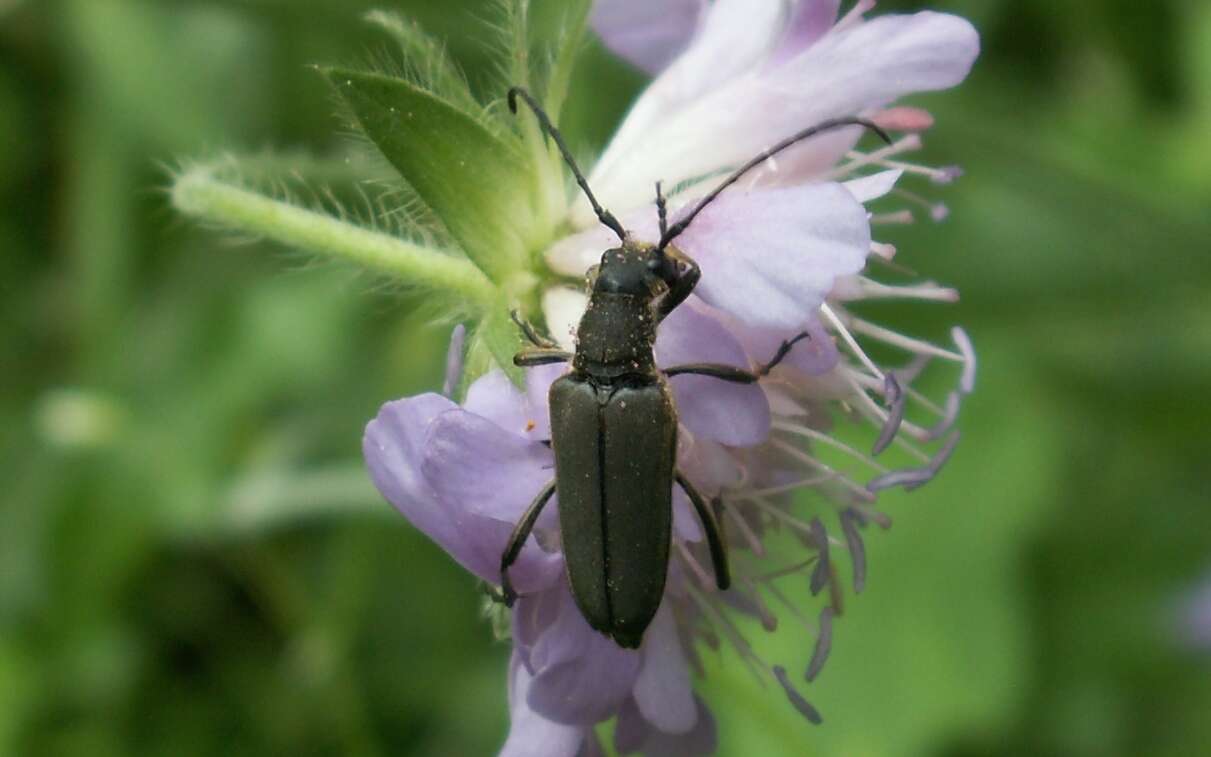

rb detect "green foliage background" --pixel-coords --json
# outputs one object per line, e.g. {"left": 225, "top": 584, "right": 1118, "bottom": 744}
{"left": 2, "top": 0, "right": 1209, "bottom": 754}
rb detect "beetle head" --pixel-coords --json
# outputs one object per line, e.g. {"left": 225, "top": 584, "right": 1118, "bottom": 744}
{"left": 591, "top": 241, "right": 687, "bottom": 299}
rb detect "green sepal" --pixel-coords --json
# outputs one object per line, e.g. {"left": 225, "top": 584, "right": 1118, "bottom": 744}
{"left": 478, "top": 304, "right": 527, "bottom": 388}
{"left": 323, "top": 68, "right": 535, "bottom": 282}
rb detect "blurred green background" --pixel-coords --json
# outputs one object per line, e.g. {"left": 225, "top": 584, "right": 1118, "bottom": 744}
{"left": 2, "top": 0, "right": 1209, "bottom": 755}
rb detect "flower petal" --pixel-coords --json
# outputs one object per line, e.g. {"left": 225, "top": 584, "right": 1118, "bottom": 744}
{"left": 501, "top": 652, "right": 587, "bottom": 757}
{"left": 656, "top": 301, "right": 770, "bottom": 446}
{"left": 590, "top": 0, "right": 706, "bottom": 75}
{"left": 587, "top": 0, "right": 791, "bottom": 213}
{"left": 633, "top": 603, "right": 697, "bottom": 734}
{"left": 364, "top": 393, "right": 458, "bottom": 540}
{"left": 423, "top": 409, "right": 555, "bottom": 524}
{"left": 366, "top": 396, "right": 561, "bottom": 590}
{"left": 464, "top": 366, "right": 562, "bottom": 442}
{"left": 541, "top": 287, "right": 589, "bottom": 352}
{"left": 528, "top": 584, "right": 643, "bottom": 725}
{"left": 677, "top": 183, "right": 871, "bottom": 331}
{"left": 768, "top": 0, "right": 842, "bottom": 65}
{"left": 587, "top": 11, "right": 979, "bottom": 214}
{"left": 422, "top": 409, "right": 564, "bottom": 589}
{"left": 723, "top": 313, "right": 840, "bottom": 377}
{"left": 843, "top": 168, "right": 902, "bottom": 203}
{"left": 615, "top": 695, "right": 717, "bottom": 756}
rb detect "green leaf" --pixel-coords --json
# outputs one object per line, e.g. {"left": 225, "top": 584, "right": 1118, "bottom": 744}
{"left": 324, "top": 68, "right": 536, "bottom": 282}
{"left": 544, "top": 0, "right": 592, "bottom": 121}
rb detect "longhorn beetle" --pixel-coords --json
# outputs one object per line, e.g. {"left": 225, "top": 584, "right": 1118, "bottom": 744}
{"left": 499, "top": 87, "right": 890, "bottom": 649}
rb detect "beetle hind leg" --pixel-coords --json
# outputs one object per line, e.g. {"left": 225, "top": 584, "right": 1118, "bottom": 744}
{"left": 499, "top": 479, "right": 557, "bottom": 606}
{"left": 675, "top": 472, "right": 731, "bottom": 591}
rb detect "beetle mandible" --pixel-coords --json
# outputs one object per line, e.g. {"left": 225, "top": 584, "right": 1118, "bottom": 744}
{"left": 499, "top": 88, "right": 890, "bottom": 649}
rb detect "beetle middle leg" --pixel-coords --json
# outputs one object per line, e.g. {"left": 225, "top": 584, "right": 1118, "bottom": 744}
{"left": 675, "top": 472, "right": 731, "bottom": 590}
{"left": 499, "top": 479, "right": 557, "bottom": 606}
{"left": 514, "top": 347, "right": 573, "bottom": 367}
{"left": 663, "top": 331, "right": 813, "bottom": 383}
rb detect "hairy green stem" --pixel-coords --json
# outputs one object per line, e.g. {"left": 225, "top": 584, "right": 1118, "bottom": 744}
{"left": 172, "top": 167, "right": 496, "bottom": 307}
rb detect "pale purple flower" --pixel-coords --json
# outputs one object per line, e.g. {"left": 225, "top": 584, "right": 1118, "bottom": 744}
{"left": 365, "top": 1, "right": 980, "bottom": 754}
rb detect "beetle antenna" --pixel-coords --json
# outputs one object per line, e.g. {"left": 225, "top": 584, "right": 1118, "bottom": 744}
{"left": 655, "top": 181, "right": 669, "bottom": 238}
{"left": 658, "top": 118, "right": 893, "bottom": 250}
{"left": 508, "top": 87, "right": 627, "bottom": 242}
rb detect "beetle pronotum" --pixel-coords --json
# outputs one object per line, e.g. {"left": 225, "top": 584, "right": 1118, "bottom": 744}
{"left": 499, "top": 87, "right": 890, "bottom": 649}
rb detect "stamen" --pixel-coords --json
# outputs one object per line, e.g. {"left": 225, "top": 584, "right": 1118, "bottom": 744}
{"left": 922, "top": 392, "right": 961, "bottom": 441}
{"left": 877, "top": 159, "right": 964, "bottom": 185}
{"left": 735, "top": 474, "right": 837, "bottom": 499}
{"left": 893, "top": 187, "right": 949, "bottom": 223}
{"left": 869, "top": 241, "right": 897, "bottom": 260}
{"left": 820, "top": 303, "right": 884, "bottom": 381}
{"left": 677, "top": 541, "right": 716, "bottom": 590}
{"left": 835, "top": 0, "right": 876, "bottom": 32}
{"left": 827, "top": 135, "right": 922, "bottom": 180}
{"left": 746, "top": 495, "right": 818, "bottom": 538}
{"left": 872, "top": 374, "right": 905, "bottom": 456}
{"left": 896, "top": 354, "right": 933, "bottom": 384}
{"left": 738, "top": 581, "right": 779, "bottom": 632}
{"left": 866, "top": 431, "right": 960, "bottom": 493}
{"left": 952, "top": 327, "right": 977, "bottom": 393}
{"left": 906, "top": 431, "right": 960, "bottom": 491}
{"left": 805, "top": 606, "right": 834, "bottom": 682}
{"left": 871, "top": 210, "right": 916, "bottom": 225}
{"left": 773, "top": 419, "right": 890, "bottom": 474}
{"left": 726, "top": 506, "right": 767, "bottom": 557}
{"left": 765, "top": 582, "right": 813, "bottom": 627}
{"left": 750, "top": 557, "right": 818, "bottom": 584}
{"left": 849, "top": 504, "right": 893, "bottom": 530}
{"left": 840, "top": 509, "right": 867, "bottom": 593}
{"left": 853, "top": 278, "right": 959, "bottom": 303}
{"left": 841, "top": 376, "right": 933, "bottom": 460}
{"left": 773, "top": 666, "right": 823, "bottom": 725}
{"left": 844, "top": 315, "right": 966, "bottom": 363}
{"left": 687, "top": 585, "right": 768, "bottom": 685}
{"left": 808, "top": 518, "right": 831, "bottom": 596}
{"left": 767, "top": 438, "right": 879, "bottom": 503}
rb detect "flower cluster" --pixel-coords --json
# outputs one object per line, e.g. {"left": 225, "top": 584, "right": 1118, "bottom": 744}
{"left": 363, "top": 1, "right": 979, "bottom": 755}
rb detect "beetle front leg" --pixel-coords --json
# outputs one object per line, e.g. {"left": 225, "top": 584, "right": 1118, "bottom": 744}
{"left": 500, "top": 479, "right": 557, "bottom": 606}
{"left": 654, "top": 246, "right": 701, "bottom": 322}
{"left": 510, "top": 309, "right": 560, "bottom": 348}
{"left": 675, "top": 472, "right": 731, "bottom": 591}
{"left": 514, "top": 347, "right": 573, "bottom": 367}
{"left": 663, "top": 331, "right": 813, "bottom": 383}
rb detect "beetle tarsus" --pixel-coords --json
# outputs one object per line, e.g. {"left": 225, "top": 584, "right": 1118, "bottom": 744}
{"left": 510, "top": 309, "right": 560, "bottom": 348}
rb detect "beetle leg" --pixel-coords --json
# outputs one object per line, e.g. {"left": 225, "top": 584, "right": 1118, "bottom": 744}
{"left": 663, "top": 331, "right": 813, "bottom": 383}
{"left": 514, "top": 347, "right": 573, "bottom": 367}
{"left": 510, "top": 309, "right": 560, "bottom": 348}
{"left": 663, "top": 363, "right": 757, "bottom": 383}
{"left": 500, "top": 479, "right": 557, "bottom": 606}
{"left": 675, "top": 472, "right": 731, "bottom": 591}
{"left": 654, "top": 247, "right": 701, "bottom": 322}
